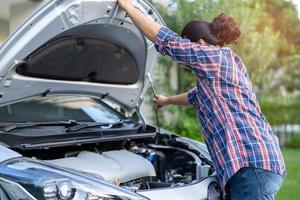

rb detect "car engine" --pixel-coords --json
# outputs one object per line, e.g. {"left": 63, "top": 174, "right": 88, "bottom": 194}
{"left": 43, "top": 142, "right": 212, "bottom": 191}
{"left": 48, "top": 150, "right": 157, "bottom": 183}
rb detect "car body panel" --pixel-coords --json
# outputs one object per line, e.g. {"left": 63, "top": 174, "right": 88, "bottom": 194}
{"left": 0, "top": 145, "right": 21, "bottom": 163}
{"left": 0, "top": 0, "right": 221, "bottom": 199}
{"left": 0, "top": 0, "right": 165, "bottom": 112}
{"left": 139, "top": 177, "right": 216, "bottom": 200}
{"left": 0, "top": 143, "right": 218, "bottom": 200}
{"left": 0, "top": 157, "right": 147, "bottom": 200}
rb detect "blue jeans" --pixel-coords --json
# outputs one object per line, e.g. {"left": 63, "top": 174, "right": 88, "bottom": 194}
{"left": 226, "top": 167, "right": 284, "bottom": 200}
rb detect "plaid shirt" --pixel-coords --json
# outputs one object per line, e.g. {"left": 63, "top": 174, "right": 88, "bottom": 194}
{"left": 155, "top": 26, "right": 286, "bottom": 188}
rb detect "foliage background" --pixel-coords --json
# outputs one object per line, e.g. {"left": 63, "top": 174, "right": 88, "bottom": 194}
{"left": 150, "top": 0, "right": 300, "bottom": 143}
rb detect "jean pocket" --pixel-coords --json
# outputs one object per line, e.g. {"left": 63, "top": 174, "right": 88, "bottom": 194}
{"left": 254, "top": 168, "right": 283, "bottom": 196}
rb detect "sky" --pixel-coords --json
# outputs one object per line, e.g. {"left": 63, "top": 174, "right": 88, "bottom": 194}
{"left": 292, "top": 0, "right": 300, "bottom": 17}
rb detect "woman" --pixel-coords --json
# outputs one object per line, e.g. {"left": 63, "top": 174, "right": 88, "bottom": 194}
{"left": 117, "top": 0, "right": 286, "bottom": 199}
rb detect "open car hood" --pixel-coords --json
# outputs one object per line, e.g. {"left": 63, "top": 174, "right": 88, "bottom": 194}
{"left": 0, "top": 0, "right": 165, "bottom": 113}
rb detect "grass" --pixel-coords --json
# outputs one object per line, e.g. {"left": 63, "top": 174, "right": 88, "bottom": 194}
{"left": 276, "top": 148, "right": 300, "bottom": 200}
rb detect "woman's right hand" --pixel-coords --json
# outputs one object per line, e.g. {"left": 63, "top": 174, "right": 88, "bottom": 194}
{"left": 154, "top": 95, "right": 169, "bottom": 110}
{"left": 117, "top": 0, "right": 133, "bottom": 10}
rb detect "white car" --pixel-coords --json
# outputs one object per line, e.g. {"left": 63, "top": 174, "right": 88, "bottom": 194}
{"left": 0, "top": 0, "right": 222, "bottom": 199}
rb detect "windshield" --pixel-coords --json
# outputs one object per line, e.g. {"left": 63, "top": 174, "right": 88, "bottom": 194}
{"left": 0, "top": 96, "right": 126, "bottom": 123}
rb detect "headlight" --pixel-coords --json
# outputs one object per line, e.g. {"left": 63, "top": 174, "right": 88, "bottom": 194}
{"left": 41, "top": 178, "right": 136, "bottom": 200}
{"left": 0, "top": 158, "right": 148, "bottom": 200}
{"left": 0, "top": 176, "right": 36, "bottom": 200}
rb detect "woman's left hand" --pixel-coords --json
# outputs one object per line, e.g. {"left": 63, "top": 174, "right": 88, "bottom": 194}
{"left": 153, "top": 95, "right": 169, "bottom": 110}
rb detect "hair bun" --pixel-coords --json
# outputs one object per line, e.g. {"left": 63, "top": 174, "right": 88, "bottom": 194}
{"left": 210, "top": 13, "right": 241, "bottom": 45}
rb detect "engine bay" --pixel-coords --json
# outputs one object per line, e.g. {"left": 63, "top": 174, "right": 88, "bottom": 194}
{"left": 16, "top": 138, "right": 214, "bottom": 191}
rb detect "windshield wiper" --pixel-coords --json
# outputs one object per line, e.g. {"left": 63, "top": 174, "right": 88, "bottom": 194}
{"left": 2, "top": 120, "right": 79, "bottom": 132}
{"left": 66, "top": 119, "right": 131, "bottom": 133}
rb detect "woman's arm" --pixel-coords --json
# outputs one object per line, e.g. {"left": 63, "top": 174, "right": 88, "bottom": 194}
{"left": 117, "top": 0, "right": 220, "bottom": 79}
{"left": 117, "top": 0, "right": 162, "bottom": 42}
{"left": 154, "top": 93, "right": 190, "bottom": 109}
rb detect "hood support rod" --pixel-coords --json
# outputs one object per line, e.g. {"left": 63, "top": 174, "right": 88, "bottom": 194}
{"left": 147, "top": 73, "right": 161, "bottom": 135}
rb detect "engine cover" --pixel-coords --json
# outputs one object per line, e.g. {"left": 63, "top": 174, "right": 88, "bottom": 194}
{"left": 47, "top": 150, "right": 156, "bottom": 183}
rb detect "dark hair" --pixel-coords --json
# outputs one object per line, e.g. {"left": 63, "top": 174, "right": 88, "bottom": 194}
{"left": 181, "top": 13, "right": 241, "bottom": 46}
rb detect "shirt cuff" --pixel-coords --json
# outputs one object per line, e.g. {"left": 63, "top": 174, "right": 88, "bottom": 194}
{"left": 187, "top": 87, "right": 198, "bottom": 106}
{"left": 154, "top": 26, "right": 178, "bottom": 55}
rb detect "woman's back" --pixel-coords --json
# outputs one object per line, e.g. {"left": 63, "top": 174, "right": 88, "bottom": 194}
{"left": 155, "top": 24, "right": 286, "bottom": 185}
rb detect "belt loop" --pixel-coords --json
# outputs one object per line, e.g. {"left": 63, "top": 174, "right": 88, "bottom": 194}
{"left": 253, "top": 167, "right": 264, "bottom": 193}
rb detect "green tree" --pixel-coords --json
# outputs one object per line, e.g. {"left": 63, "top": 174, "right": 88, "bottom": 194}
{"left": 264, "top": 0, "right": 300, "bottom": 93}
{"left": 152, "top": 0, "right": 300, "bottom": 141}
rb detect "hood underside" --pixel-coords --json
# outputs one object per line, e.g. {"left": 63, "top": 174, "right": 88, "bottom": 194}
{"left": 0, "top": 0, "right": 165, "bottom": 112}
{"left": 21, "top": 25, "right": 143, "bottom": 85}
{"left": 23, "top": 37, "right": 139, "bottom": 85}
